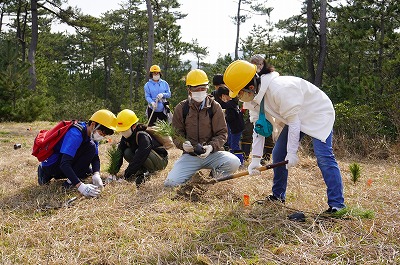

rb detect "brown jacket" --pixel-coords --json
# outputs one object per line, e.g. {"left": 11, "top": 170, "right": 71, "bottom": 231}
{"left": 172, "top": 96, "right": 227, "bottom": 152}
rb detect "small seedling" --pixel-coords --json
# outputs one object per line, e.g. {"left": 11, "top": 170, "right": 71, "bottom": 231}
{"left": 106, "top": 144, "right": 122, "bottom": 175}
{"left": 349, "top": 162, "right": 361, "bottom": 184}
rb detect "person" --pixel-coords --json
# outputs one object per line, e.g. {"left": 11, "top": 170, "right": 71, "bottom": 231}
{"left": 245, "top": 54, "right": 276, "bottom": 165}
{"left": 210, "top": 74, "right": 228, "bottom": 109}
{"left": 211, "top": 74, "right": 229, "bottom": 151}
{"left": 223, "top": 60, "right": 346, "bottom": 213}
{"left": 216, "top": 86, "right": 245, "bottom": 165}
{"left": 37, "top": 109, "right": 117, "bottom": 198}
{"left": 164, "top": 69, "right": 241, "bottom": 187}
{"left": 114, "top": 109, "right": 168, "bottom": 187}
{"left": 144, "top": 64, "right": 172, "bottom": 126}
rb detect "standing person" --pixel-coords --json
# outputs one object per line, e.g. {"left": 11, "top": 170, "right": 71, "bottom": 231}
{"left": 114, "top": 109, "right": 168, "bottom": 187}
{"left": 223, "top": 60, "right": 346, "bottom": 213}
{"left": 144, "top": 64, "right": 172, "bottom": 126}
{"left": 216, "top": 86, "right": 245, "bottom": 165}
{"left": 37, "top": 109, "right": 117, "bottom": 198}
{"left": 249, "top": 54, "right": 275, "bottom": 165}
{"left": 164, "top": 69, "right": 241, "bottom": 187}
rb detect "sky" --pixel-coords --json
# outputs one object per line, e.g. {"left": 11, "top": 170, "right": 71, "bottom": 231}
{"left": 57, "top": 0, "right": 303, "bottom": 63}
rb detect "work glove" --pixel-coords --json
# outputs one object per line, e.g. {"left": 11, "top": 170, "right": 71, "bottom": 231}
{"left": 92, "top": 172, "right": 104, "bottom": 189}
{"left": 182, "top": 141, "right": 194, "bottom": 153}
{"left": 199, "top": 145, "right": 213, "bottom": 159}
{"left": 285, "top": 152, "right": 299, "bottom": 169}
{"left": 77, "top": 183, "right": 100, "bottom": 198}
{"left": 157, "top": 93, "right": 164, "bottom": 100}
{"left": 105, "top": 174, "right": 117, "bottom": 184}
{"left": 248, "top": 157, "right": 262, "bottom": 176}
{"left": 151, "top": 102, "right": 157, "bottom": 109}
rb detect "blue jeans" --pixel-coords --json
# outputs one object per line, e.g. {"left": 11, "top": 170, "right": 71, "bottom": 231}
{"left": 272, "top": 125, "right": 345, "bottom": 209}
{"left": 164, "top": 151, "right": 241, "bottom": 186}
{"left": 228, "top": 127, "right": 242, "bottom": 151}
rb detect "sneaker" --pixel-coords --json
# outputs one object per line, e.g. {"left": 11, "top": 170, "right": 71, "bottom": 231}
{"left": 266, "top": 195, "right": 285, "bottom": 203}
{"left": 37, "top": 165, "right": 51, "bottom": 185}
{"left": 324, "top": 206, "right": 343, "bottom": 214}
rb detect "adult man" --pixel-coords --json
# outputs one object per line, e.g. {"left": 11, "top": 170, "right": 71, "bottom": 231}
{"left": 164, "top": 69, "right": 241, "bottom": 186}
{"left": 223, "top": 60, "right": 345, "bottom": 213}
{"left": 37, "top": 109, "right": 116, "bottom": 198}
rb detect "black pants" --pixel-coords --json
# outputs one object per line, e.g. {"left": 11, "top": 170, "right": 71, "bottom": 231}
{"left": 147, "top": 107, "right": 168, "bottom": 127}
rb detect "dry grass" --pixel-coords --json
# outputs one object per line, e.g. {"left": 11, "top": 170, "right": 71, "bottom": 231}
{"left": 0, "top": 122, "right": 399, "bottom": 264}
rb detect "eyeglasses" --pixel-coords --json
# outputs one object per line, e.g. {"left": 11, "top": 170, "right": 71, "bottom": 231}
{"left": 188, "top": 85, "right": 208, "bottom": 92}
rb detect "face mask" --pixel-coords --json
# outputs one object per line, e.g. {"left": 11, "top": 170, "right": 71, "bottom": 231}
{"left": 121, "top": 128, "right": 133, "bottom": 138}
{"left": 91, "top": 131, "right": 104, "bottom": 142}
{"left": 238, "top": 90, "right": 255, "bottom": 102}
{"left": 152, "top": 74, "right": 160, "bottom": 81}
{"left": 191, "top": 91, "right": 207, "bottom": 102}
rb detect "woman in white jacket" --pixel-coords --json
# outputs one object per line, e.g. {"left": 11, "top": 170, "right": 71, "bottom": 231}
{"left": 223, "top": 59, "right": 345, "bottom": 213}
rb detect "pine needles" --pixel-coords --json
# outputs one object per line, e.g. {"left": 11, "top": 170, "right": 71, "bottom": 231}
{"left": 349, "top": 162, "right": 361, "bottom": 184}
{"left": 106, "top": 144, "right": 122, "bottom": 175}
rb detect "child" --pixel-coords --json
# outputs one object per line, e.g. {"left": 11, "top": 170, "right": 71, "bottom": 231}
{"left": 216, "top": 86, "right": 245, "bottom": 165}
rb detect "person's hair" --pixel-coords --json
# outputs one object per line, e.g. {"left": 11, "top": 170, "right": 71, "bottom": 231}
{"left": 149, "top": 72, "right": 162, "bottom": 78}
{"left": 243, "top": 75, "right": 261, "bottom": 91}
{"left": 135, "top": 123, "right": 147, "bottom": 132}
{"left": 249, "top": 54, "right": 275, "bottom": 75}
{"left": 88, "top": 121, "right": 114, "bottom": 135}
{"left": 216, "top": 86, "right": 230, "bottom": 99}
{"left": 212, "top": 74, "right": 224, "bottom": 86}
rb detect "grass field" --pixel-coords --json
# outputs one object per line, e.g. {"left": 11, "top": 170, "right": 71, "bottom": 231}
{"left": 0, "top": 122, "right": 399, "bottom": 264}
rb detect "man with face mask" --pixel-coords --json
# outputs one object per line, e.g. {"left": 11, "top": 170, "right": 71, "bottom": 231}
{"left": 37, "top": 110, "right": 117, "bottom": 198}
{"left": 223, "top": 60, "right": 346, "bottom": 214}
{"left": 164, "top": 69, "right": 241, "bottom": 187}
{"left": 144, "top": 64, "right": 172, "bottom": 126}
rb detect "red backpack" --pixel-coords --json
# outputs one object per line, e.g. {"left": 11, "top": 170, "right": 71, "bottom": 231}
{"left": 32, "top": 120, "right": 83, "bottom": 162}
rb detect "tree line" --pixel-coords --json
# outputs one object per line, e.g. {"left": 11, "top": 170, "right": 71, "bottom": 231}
{"left": 0, "top": 0, "right": 399, "bottom": 155}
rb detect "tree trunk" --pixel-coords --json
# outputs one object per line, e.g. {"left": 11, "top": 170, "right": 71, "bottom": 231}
{"left": 234, "top": 0, "right": 242, "bottom": 60}
{"left": 315, "top": 0, "right": 327, "bottom": 87}
{"left": 145, "top": 0, "right": 154, "bottom": 73}
{"left": 28, "top": 0, "right": 38, "bottom": 90}
{"left": 306, "top": 0, "right": 315, "bottom": 83}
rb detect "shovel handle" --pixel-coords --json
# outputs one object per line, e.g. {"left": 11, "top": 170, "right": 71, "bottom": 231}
{"left": 215, "top": 160, "right": 288, "bottom": 182}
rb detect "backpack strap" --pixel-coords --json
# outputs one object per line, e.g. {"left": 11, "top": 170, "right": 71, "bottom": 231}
{"left": 135, "top": 130, "right": 151, "bottom": 145}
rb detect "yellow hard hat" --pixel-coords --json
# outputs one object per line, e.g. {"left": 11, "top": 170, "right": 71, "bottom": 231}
{"left": 115, "top": 109, "right": 139, "bottom": 132}
{"left": 150, "top": 65, "right": 161, "bottom": 72}
{"left": 90, "top": 109, "right": 117, "bottom": 130}
{"left": 223, "top": 60, "right": 257, "bottom": 98}
{"left": 186, "top": 69, "right": 209, "bottom": 87}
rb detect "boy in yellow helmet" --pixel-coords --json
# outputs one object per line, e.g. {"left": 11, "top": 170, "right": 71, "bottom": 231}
{"left": 37, "top": 110, "right": 116, "bottom": 198}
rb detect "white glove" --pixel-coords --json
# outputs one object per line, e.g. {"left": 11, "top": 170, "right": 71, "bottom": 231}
{"left": 285, "top": 152, "right": 299, "bottom": 169}
{"left": 77, "top": 183, "right": 100, "bottom": 198}
{"left": 105, "top": 174, "right": 117, "bottom": 184}
{"left": 92, "top": 172, "right": 104, "bottom": 189}
{"left": 199, "top": 145, "right": 213, "bottom": 159}
{"left": 151, "top": 102, "right": 157, "bottom": 109}
{"left": 248, "top": 157, "right": 262, "bottom": 176}
{"left": 157, "top": 93, "right": 164, "bottom": 100}
{"left": 182, "top": 141, "right": 194, "bottom": 153}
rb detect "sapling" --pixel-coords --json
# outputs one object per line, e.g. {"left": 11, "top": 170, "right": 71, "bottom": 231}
{"left": 349, "top": 162, "right": 361, "bottom": 184}
{"left": 106, "top": 144, "right": 122, "bottom": 182}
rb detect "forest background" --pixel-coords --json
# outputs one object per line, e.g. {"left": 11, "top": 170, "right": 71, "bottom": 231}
{"left": 0, "top": 0, "right": 399, "bottom": 156}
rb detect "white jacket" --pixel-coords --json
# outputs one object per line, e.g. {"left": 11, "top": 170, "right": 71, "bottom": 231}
{"left": 244, "top": 72, "right": 335, "bottom": 143}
